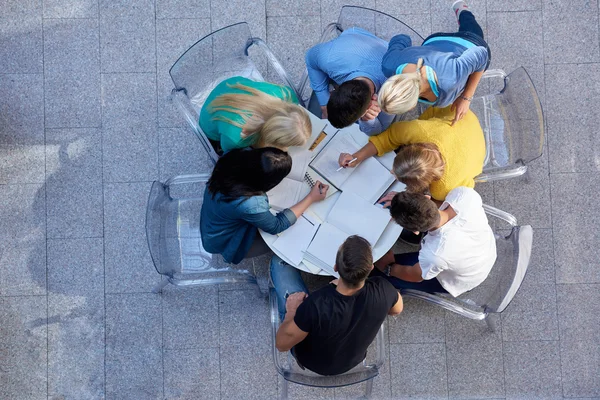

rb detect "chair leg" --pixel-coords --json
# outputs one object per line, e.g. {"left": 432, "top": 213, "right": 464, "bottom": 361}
{"left": 279, "top": 375, "right": 289, "bottom": 400}
{"left": 364, "top": 378, "right": 374, "bottom": 399}
{"left": 152, "top": 279, "right": 170, "bottom": 294}
{"left": 485, "top": 315, "right": 497, "bottom": 332}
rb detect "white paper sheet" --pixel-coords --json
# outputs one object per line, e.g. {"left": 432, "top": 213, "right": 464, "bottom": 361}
{"left": 273, "top": 216, "right": 320, "bottom": 267}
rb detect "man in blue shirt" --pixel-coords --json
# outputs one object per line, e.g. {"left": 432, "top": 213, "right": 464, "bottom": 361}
{"left": 305, "top": 27, "right": 394, "bottom": 136}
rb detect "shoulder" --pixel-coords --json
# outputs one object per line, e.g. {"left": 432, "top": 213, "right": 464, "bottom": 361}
{"left": 445, "top": 187, "right": 482, "bottom": 213}
{"left": 234, "top": 195, "right": 270, "bottom": 214}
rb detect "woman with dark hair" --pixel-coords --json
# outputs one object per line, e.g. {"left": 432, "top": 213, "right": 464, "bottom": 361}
{"left": 200, "top": 147, "right": 328, "bottom": 264}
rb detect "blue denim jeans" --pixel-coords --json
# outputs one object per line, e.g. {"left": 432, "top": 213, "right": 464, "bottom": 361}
{"left": 370, "top": 252, "right": 448, "bottom": 294}
{"left": 270, "top": 255, "right": 309, "bottom": 321}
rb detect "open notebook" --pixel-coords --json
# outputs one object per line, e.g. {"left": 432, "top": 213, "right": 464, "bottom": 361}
{"left": 304, "top": 191, "right": 391, "bottom": 274}
{"left": 309, "top": 130, "right": 396, "bottom": 204}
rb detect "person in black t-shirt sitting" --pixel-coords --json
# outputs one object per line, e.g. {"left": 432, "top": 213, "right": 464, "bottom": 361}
{"left": 271, "top": 235, "right": 403, "bottom": 376}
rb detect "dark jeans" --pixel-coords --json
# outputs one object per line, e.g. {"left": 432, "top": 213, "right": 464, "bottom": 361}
{"left": 370, "top": 252, "right": 448, "bottom": 293}
{"left": 458, "top": 11, "right": 484, "bottom": 39}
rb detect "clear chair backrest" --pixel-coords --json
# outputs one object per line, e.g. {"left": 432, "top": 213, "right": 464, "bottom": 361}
{"left": 475, "top": 67, "right": 544, "bottom": 170}
{"left": 269, "top": 288, "right": 383, "bottom": 388}
{"left": 169, "top": 22, "right": 264, "bottom": 114}
{"left": 458, "top": 226, "right": 533, "bottom": 313}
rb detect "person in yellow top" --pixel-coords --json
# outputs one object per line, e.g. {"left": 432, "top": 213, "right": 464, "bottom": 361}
{"left": 338, "top": 105, "right": 485, "bottom": 201}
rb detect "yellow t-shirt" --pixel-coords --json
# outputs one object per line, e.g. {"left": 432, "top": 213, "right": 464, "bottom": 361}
{"left": 369, "top": 106, "right": 485, "bottom": 201}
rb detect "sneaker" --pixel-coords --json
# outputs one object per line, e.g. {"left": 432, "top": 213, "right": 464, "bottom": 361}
{"left": 452, "top": 0, "right": 469, "bottom": 23}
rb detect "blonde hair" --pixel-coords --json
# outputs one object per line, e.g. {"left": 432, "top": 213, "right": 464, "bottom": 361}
{"left": 378, "top": 58, "right": 423, "bottom": 115}
{"left": 209, "top": 83, "right": 311, "bottom": 149}
{"left": 392, "top": 142, "right": 445, "bottom": 193}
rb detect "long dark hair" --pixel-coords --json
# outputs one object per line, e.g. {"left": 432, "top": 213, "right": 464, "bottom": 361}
{"left": 207, "top": 147, "right": 292, "bottom": 202}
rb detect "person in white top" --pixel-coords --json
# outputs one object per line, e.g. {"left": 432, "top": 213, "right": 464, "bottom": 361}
{"left": 373, "top": 187, "right": 496, "bottom": 296}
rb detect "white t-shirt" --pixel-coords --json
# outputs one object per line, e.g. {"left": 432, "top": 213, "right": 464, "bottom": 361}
{"left": 418, "top": 187, "right": 497, "bottom": 297}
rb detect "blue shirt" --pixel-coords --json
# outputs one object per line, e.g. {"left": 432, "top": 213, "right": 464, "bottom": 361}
{"left": 305, "top": 27, "right": 394, "bottom": 135}
{"left": 381, "top": 34, "right": 488, "bottom": 108}
{"left": 200, "top": 190, "right": 297, "bottom": 264}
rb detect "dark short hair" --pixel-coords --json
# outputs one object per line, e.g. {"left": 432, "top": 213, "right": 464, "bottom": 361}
{"left": 327, "top": 80, "right": 371, "bottom": 129}
{"left": 207, "top": 147, "right": 292, "bottom": 202}
{"left": 335, "top": 235, "right": 373, "bottom": 287}
{"left": 389, "top": 191, "right": 440, "bottom": 233}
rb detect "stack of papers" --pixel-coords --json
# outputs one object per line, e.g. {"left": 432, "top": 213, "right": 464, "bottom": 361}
{"left": 267, "top": 149, "right": 312, "bottom": 211}
{"left": 272, "top": 216, "right": 320, "bottom": 267}
{"left": 304, "top": 191, "right": 391, "bottom": 274}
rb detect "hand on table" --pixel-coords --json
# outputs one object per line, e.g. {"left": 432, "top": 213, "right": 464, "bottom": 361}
{"left": 377, "top": 191, "right": 398, "bottom": 209}
{"left": 321, "top": 106, "right": 328, "bottom": 120}
{"left": 360, "top": 94, "right": 380, "bottom": 121}
{"left": 451, "top": 96, "right": 471, "bottom": 126}
{"left": 308, "top": 180, "right": 329, "bottom": 202}
{"left": 338, "top": 153, "right": 358, "bottom": 168}
{"left": 285, "top": 292, "right": 307, "bottom": 314}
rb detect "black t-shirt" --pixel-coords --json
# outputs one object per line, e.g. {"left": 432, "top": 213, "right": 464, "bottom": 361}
{"left": 293, "top": 276, "right": 399, "bottom": 376}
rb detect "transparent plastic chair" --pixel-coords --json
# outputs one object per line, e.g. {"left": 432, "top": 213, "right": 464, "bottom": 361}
{"left": 401, "top": 205, "right": 533, "bottom": 332}
{"left": 145, "top": 174, "right": 263, "bottom": 293}
{"left": 297, "top": 5, "right": 425, "bottom": 115}
{"left": 169, "top": 22, "right": 303, "bottom": 165}
{"left": 269, "top": 288, "right": 385, "bottom": 399}
{"left": 473, "top": 67, "right": 545, "bottom": 183}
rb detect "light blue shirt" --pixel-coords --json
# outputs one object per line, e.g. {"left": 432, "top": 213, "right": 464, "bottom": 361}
{"left": 305, "top": 27, "right": 394, "bottom": 136}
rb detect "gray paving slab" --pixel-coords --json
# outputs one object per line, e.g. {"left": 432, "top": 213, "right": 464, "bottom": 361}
{"left": 321, "top": 0, "right": 376, "bottom": 28}
{"left": 156, "top": 0, "right": 210, "bottom": 19}
{"left": 287, "top": 383, "right": 336, "bottom": 399}
{"left": 375, "top": 0, "right": 431, "bottom": 15}
{"left": 266, "top": 16, "right": 322, "bottom": 84}
{"left": 487, "top": 0, "right": 541, "bottom": 11}
{"left": 162, "top": 286, "right": 219, "bottom": 349}
{"left": 0, "top": 144, "right": 45, "bottom": 184}
{"left": 0, "top": 183, "right": 45, "bottom": 240}
{"left": 45, "top": 128, "right": 103, "bottom": 238}
{"left": 550, "top": 173, "right": 600, "bottom": 284}
{"left": 560, "top": 340, "right": 600, "bottom": 398}
{"left": 390, "top": 342, "right": 448, "bottom": 399}
{"left": 446, "top": 338, "right": 505, "bottom": 399}
{"left": 388, "top": 297, "right": 446, "bottom": 344}
{"left": 100, "top": 15, "right": 156, "bottom": 73}
{"left": 556, "top": 283, "right": 600, "bottom": 343}
{"left": 431, "top": 0, "right": 487, "bottom": 38}
{"left": 155, "top": 18, "right": 212, "bottom": 128}
{"left": 543, "top": 0, "right": 600, "bottom": 64}
{"left": 0, "top": 17, "right": 43, "bottom": 74}
{"left": 266, "top": 0, "right": 320, "bottom": 17}
{"left": 43, "top": 18, "right": 99, "bottom": 75}
{"left": 389, "top": 12, "right": 432, "bottom": 39}
{"left": 158, "top": 127, "right": 213, "bottom": 180}
{"left": 102, "top": 125, "right": 159, "bottom": 182}
{"left": 101, "top": 72, "right": 157, "bottom": 129}
{"left": 501, "top": 284, "right": 559, "bottom": 342}
{"left": 0, "top": 296, "right": 47, "bottom": 400}
{"left": 219, "top": 288, "right": 270, "bottom": 348}
{"left": 547, "top": 118, "right": 600, "bottom": 174}
{"left": 105, "top": 347, "right": 163, "bottom": 399}
{"left": 99, "top": 0, "right": 154, "bottom": 18}
{"left": 0, "top": 74, "right": 45, "bottom": 145}
{"left": 211, "top": 0, "right": 265, "bottom": 38}
{"left": 0, "top": 233, "right": 46, "bottom": 296}
{"left": 487, "top": 11, "right": 543, "bottom": 68}
{"left": 0, "top": 0, "right": 43, "bottom": 18}
{"left": 220, "top": 343, "right": 278, "bottom": 399}
{"left": 47, "top": 237, "right": 104, "bottom": 294}
{"left": 163, "top": 348, "right": 220, "bottom": 400}
{"left": 47, "top": 294, "right": 105, "bottom": 400}
{"left": 503, "top": 340, "right": 562, "bottom": 399}
{"left": 44, "top": 71, "right": 102, "bottom": 128}
{"left": 103, "top": 181, "right": 160, "bottom": 293}
{"left": 43, "top": 0, "right": 98, "bottom": 18}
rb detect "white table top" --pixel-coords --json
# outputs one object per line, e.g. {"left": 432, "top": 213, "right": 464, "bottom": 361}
{"left": 259, "top": 115, "right": 404, "bottom": 276}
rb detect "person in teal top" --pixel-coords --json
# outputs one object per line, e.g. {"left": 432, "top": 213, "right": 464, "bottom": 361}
{"left": 199, "top": 76, "right": 312, "bottom": 153}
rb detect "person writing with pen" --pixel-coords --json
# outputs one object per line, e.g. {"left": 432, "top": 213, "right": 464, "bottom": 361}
{"left": 338, "top": 105, "right": 485, "bottom": 204}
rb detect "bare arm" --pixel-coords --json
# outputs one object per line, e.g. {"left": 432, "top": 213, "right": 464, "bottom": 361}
{"left": 388, "top": 292, "right": 404, "bottom": 315}
{"left": 338, "top": 142, "right": 379, "bottom": 167}
{"left": 275, "top": 293, "right": 309, "bottom": 352}
{"left": 390, "top": 263, "right": 424, "bottom": 282}
{"left": 289, "top": 181, "right": 329, "bottom": 218}
{"left": 451, "top": 70, "right": 484, "bottom": 125}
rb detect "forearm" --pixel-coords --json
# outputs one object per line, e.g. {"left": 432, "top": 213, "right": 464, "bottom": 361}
{"left": 290, "top": 195, "right": 314, "bottom": 219}
{"left": 352, "top": 142, "right": 378, "bottom": 163}
{"left": 390, "top": 263, "right": 423, "bottom": 282}
{"left": 275, "top": 312, "right": 299, "bottom": 351}
{"left": 462, "top": 70, "right": 484, "bottom": 98}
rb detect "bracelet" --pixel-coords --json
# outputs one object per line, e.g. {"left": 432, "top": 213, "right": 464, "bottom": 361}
{"left": 461, "top": 95, "right": 473, "bottom": 102}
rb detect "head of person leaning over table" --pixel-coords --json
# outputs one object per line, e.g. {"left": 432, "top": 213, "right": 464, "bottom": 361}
{"left": 200, "top": 147, "right": 329, "bottom": 264}
{"left": 273, "top": 235, "right": 403, "bottom": 376}
{"left": 199, "top": 76, "right": 312, "bottom": 153}
{"left": 338, "top": 105, "right": 485, "bottom": 202}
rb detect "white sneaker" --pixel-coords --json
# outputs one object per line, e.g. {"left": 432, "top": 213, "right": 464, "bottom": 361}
{"left": 452, "top": 0, "right": 469, "bottom": 23}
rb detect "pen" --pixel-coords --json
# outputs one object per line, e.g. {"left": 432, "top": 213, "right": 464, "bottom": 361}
{"left": 318, "top": 183, "right": 323, "bottom": 195}
{"left": 336, "top": 157, "right": 358, "bottom": 172}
